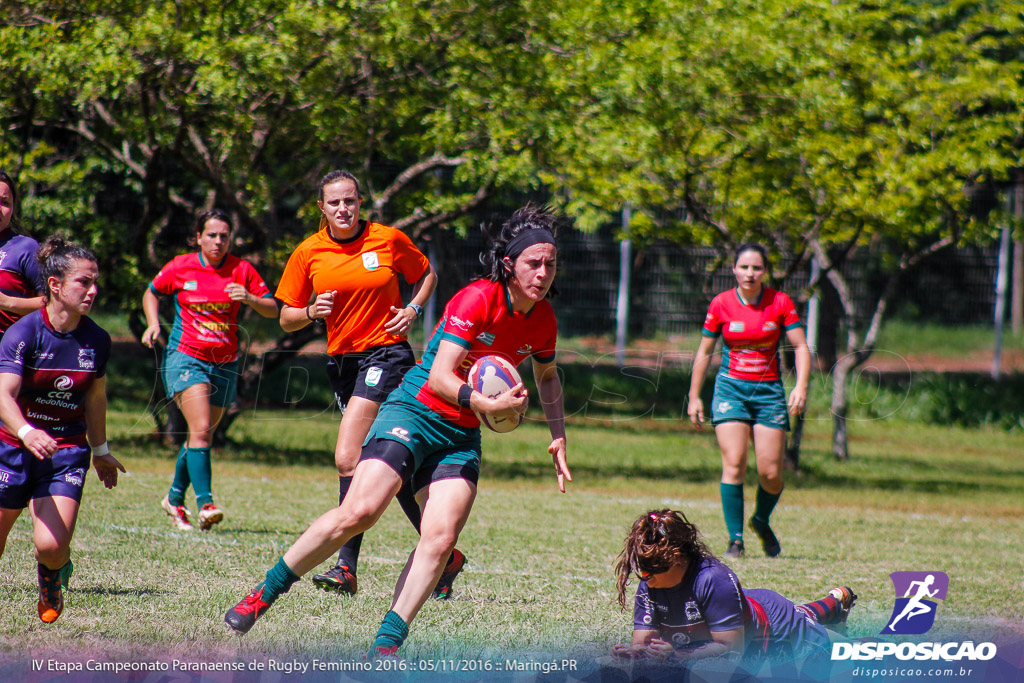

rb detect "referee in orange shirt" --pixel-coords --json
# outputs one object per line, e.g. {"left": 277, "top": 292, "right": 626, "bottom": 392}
{"left": 276, "top": 170, "right": 462, "bottom": 598}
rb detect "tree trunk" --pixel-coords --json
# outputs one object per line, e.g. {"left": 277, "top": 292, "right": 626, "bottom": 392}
{"left": 830, "top": 353, "right": 855, "bottom": 460}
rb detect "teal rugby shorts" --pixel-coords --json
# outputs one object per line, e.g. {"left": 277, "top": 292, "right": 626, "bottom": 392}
{"left": 362, "top": 392, "right": 482, "bottom": 491}
{"left": 163, "top": 349, "right": 239, "bottom": 408}
{"left": 710, "top": 374, "right": 790, "bottom": 431}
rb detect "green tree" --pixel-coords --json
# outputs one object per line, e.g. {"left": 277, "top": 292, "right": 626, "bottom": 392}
{"left": 534, "top": 0, "right": 1024, "bottom": 459}
{"left": 0, "top": 0, "right": 575, "bottom": 437}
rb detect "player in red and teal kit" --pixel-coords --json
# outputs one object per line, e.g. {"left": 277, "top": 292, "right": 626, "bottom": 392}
{"left": 613, "top": 510, "right": 856, "bottom": 669}
{"left": 0, "top": 235, "right": 124, "bottom": 623}
{"left": 688, "top": 244, "right": 810, "bottom": 558}
{"left": 142, "top": 209, "right": 277, "bottom": 532}
{"left": 224, "top": 206, "right": 572, "bottom": 657}
{"left": 0, "top": 171, "right": 45, "bottom": 336}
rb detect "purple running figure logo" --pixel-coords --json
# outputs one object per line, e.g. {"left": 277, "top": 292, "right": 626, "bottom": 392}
{"left": 881, "top": 571, "right": 949, "bottom": 635}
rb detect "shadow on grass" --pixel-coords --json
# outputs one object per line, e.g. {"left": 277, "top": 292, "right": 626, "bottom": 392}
{"left": 114, "top": 420, "right": 1021, "bottom": 498}
{"left": 482, "top": 460, "right": 722, "bottom": 483}
{"left": 74, "top": 587, "right": 165, "bottom": 598}
{"left": 3, "top": 586, "right": 165, "bottom": 599}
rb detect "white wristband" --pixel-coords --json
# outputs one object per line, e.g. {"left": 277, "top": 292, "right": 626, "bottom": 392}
{"left": 92, "top": 441, "right": 110, "bottom": 457}
{"left": 17, "top": 424, "right": 36, "bottom": 441}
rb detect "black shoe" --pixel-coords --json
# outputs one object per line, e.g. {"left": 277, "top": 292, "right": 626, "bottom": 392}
{"left": 749, "top": 516, "right": 781, "bottom": 557}
{"left": 431, "top": 549, "right": 465, "bottom": 600}
{"left": 724, "top": 540, "right": 745, "bottom": 558}
{"left": 312, "top": 564, "right": 358, "bottom": 595}
{"left": 225, "top": 582, "right": 272, "bottom": 634}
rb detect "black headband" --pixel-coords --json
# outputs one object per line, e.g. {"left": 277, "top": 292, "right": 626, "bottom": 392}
{"left": 504, "top": 229, "right": 556, "bottom": 261}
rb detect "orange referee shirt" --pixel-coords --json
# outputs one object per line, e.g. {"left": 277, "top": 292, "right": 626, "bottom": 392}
{"left": 276, "top": 221, "right": 430, "bottom": 355}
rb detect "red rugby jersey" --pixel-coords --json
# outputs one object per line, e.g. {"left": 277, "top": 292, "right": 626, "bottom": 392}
{"left": 701, "top": 287, "right": 801, "bottom": 382}
{"left": 400, "top": 279, "right": 558, "bottom": 427}
{"left": 150, "top": 253, "right": 271, "bottom": 363}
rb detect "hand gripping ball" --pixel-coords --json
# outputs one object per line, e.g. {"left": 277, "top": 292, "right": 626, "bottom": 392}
{"left": 466, "top": 355, "right": 525, "bottom": 433}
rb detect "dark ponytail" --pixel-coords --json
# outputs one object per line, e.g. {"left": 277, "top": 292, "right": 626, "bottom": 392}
{"left": 37, "top": 233, "right": 97, "bottom": 302}
{"left": 478, "top": 204, "right": 560, "bottom": 297}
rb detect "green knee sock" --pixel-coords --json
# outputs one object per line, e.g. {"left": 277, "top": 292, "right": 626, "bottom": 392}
{"left": 262, "top": 557, "right": 300, "bottom": 605}
{"left": 720, "top": 483, "right": 745, "bottom": 542}
{"left": 370, "top": 610, "right": 409, "bottom": 654}
{"left": 184, "top": 447, "right": 213, "bottom": 508}
{"left": 753, "top": 484, "right": 782, "bottom": 524}
{"left": 168, "top": 444, "right": 190, "bottom": 506}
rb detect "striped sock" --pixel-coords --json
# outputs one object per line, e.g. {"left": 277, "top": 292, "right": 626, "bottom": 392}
{"left": 797, "top": 595, "right": 841, "bottom": 624}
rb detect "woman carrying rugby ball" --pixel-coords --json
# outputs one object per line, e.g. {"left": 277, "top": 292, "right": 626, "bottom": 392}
{"left": 225, "top": 204, "right": 571, "bottom": 657}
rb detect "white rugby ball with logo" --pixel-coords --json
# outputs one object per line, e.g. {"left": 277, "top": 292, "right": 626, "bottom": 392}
{"left": 466, "top": 355, "right": 525, "bottom": 433}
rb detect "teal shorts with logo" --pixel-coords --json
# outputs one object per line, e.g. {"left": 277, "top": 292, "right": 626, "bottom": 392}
{"left": 163, "top": 349, "right": 239, "bottom": 408}
{"left": 363, "top": 391, "right": 482, "bottom": 492}
{"left": 711, "top": 374, "right": 790, "bottom": 431}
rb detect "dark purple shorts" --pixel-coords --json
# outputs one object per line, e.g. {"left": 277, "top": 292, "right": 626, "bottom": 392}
{"left": 0, "top": 441, "right": 91, "bottom": 509}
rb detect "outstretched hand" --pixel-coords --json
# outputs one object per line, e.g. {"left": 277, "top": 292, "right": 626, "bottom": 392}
{"left": 548, "top": 436, "right": 571, "bottom": 493}
{"left": 93, "top": 453, "right": 126, "bottom": 489}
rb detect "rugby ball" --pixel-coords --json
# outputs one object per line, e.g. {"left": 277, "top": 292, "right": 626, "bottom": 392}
{"left": 467, "top": 355, "right": 525, "bottom": 433}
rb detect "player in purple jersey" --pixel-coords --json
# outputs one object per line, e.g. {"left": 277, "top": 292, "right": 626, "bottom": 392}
{"left": 688, "top": 243, "right": 811, "bottom": 558}
{"left": 0, "top": 171, "right": 45, "bottom": 335}
{"left": 0, "top": 235, "right": 124, "bottom": 623}
{"left": 224, "top": 205, "right": 571, "bottom": 657}
{"left": 612, "top": 510, "right": 856, "bottom": 665}
{"left": 142, "top": 209, "right": 277, "bottom": 531}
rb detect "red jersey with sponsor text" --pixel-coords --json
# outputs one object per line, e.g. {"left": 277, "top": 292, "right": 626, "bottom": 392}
{"left": 150, "top": 253, "right": 271, "bottom": 363}
{"left": 701, "top": 287, "right": 800, "bottom": 382}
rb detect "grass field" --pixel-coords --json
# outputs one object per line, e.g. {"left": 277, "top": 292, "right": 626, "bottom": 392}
{"left": 1, "top": 395, "right": 1022, "bottom": 672}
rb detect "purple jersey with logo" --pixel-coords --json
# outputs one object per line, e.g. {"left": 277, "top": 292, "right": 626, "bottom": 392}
{"left": 633, "top": 557, "right": 829, "bottom": 654}
{"left": 0, "top": 309, "right": 111, "bottom": 448}
{"left": 634, "top": 558, "right": 750, "bottom": 650}
{"left": 0, "top": 231, "right": 44, "bottom": 335}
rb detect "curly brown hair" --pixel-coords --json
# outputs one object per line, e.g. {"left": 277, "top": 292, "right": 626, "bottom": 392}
{"left": 614, "top": 509, "right": 714, "bottom": 608}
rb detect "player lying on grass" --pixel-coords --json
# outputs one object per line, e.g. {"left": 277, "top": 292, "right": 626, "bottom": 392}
{"left": 224, "top": 205, "right": 571, "bottom": 657}
{"left": 613, "top": 509, "right": 856, "bottom": 662}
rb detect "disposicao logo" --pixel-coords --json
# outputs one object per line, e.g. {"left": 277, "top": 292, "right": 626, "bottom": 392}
{"left": 832, "top": 570, "right": 998, "bottom": 663}
{"left": 882, "top": 571, "right": 948, "bottom": 635}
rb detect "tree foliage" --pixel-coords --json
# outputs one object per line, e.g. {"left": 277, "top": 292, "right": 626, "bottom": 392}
{"left": 3, "top": 0, "right": 1023, "bottom": 456}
